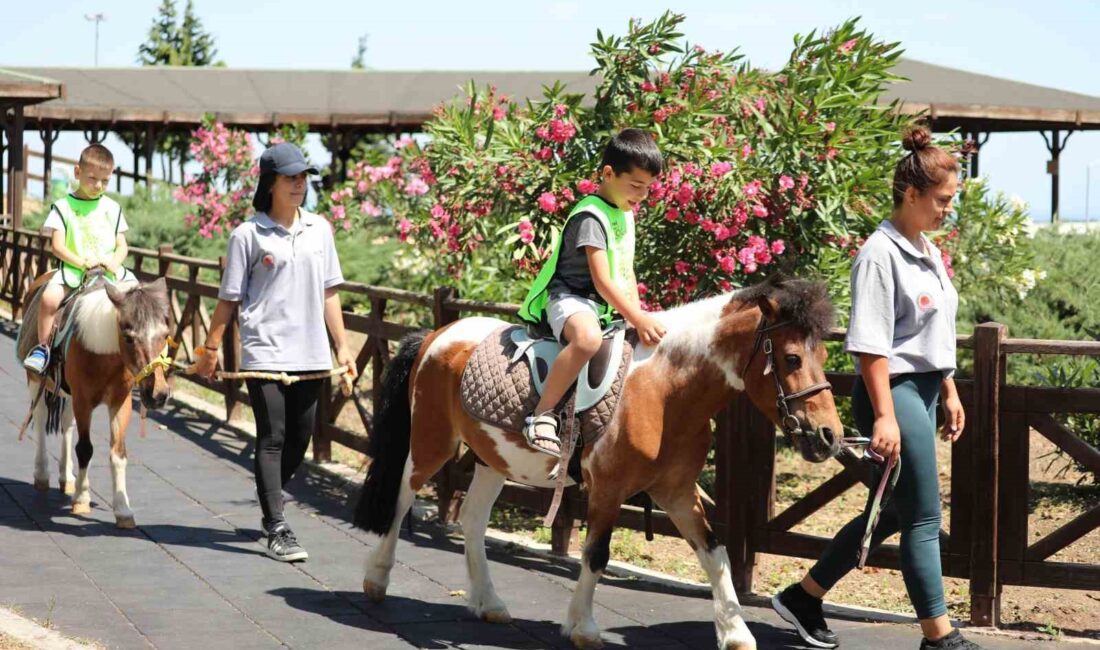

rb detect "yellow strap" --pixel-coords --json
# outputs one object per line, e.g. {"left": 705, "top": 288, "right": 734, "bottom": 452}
{"left": 132, "top": 336, "right": 179, "bottom": 385}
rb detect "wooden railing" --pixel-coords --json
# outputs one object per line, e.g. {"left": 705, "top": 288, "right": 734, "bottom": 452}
{"left": 1, "top": 227, "right": 1097, "bottom": 627}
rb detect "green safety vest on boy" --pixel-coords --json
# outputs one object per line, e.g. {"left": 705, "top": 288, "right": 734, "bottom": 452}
{"left": 518, "top": 195, "right": 635, "bottom": 326}
{"left": 51, "top": 194, "right": 125, "bottom": 288}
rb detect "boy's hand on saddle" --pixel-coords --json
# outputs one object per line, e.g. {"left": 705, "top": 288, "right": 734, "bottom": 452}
{"left": 633, "top": 313, "right": 667, "bottom": 347}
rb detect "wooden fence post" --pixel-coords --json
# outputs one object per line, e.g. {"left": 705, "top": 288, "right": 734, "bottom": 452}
{"left": 970, "top": 322, "right": 1005, "bottom": 626}
{"left": 432, "top": 287, "right": 466, "bottom": 525}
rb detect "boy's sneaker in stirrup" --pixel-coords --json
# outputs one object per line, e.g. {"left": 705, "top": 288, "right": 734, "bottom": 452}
{"left": 771, "top": 583, "right": 839, "bottom": 648}
{"left": 266, "top": 523, "right": 308, "bottom": 562}
{"left": 522, "top": 412, "right": 561, "bottom": 458}
{"left": 23, "top": 345, "right": 49, "bottom": 375}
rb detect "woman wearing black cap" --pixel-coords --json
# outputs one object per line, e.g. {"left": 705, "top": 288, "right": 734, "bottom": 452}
{"left": 193, "top": 142, "right": 357, "bottom": 562}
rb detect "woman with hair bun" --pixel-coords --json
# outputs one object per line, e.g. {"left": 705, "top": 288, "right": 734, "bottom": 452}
{"left": 772, "top": 126, "right": 983, "bottom": 650}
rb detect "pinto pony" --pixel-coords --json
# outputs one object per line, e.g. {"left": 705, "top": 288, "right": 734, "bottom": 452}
{"left": 354, "top": 277, "right": 844, "bottom": 649}
{"left": 17, "top": 272, "right": 173, "bottom": 528}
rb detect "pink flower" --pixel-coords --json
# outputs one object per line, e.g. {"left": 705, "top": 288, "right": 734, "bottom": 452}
{"left": 718, "top": 256, "right": 736, "bottom": 273}
{"left": 554, "top": 103, "right": 568, "bottom": 117}
{"left": 752, "top": 204, "right": 769, "bottom": 218}
{"left": 361, "top": 201, "right": 382, "bottom": 217}
{"left": 561, "top": 187, "right": 575, "bottom": 203}
{"left": 546, "top": 119, "right": 577, "bottom": 143}
{"left": 742, "top": 180, "right": 762, "bottom": 198}
{"left": 534, "top": 147, "right": 553, "bottom": 161}
{"left": 640, "top": 81, "right": 657, "bottom": 93}
{"left": 825, "top": 121, "right": 836, "bottom": 133}
{"left": 398, "top": 219, "right": 413, "bottom": 242}
{"left": 714, "top": 225, "right": 732, "bottom": 241}
{"left": 838, "top": 38, "right": 858, "bottom": 54}
{"left": 578, "top": 179, "right": 597, "bottom": 195}
{"left": 331, "top": 205, "right": 346, "bottom": 221}
{"left": 357, "top": 180, "right": 369, "bottom": 193}
{"left": 800, "top": 173, "right": 810, "bottom": 188}
{"left": 342, "top": 219, "right": 352, "bottom": 231}
{"left": 674, "top": 261, "right": 691, "bottom": 274}
{"left": 394, "top": 136, "right": 415, "bottom": 149}
{"left": 754, "top": 97, "right": 766, "bottom": 112}
{"left": 665, "top": 207, "right": 681, "bottom": 221}
{"left": 404, "top": 177, "right": 429, "bottom": 196}
{"left": 827, "top": 148, "right": 838, "bottom": 160}
{"left": 636, "top": 282, "right": 648, "bottom": 296}
{"left": 676, "top": 182, "right": 695, "bottom": 204}
{"left": 537, "top": 192, "right": 558, "bottom": 213}
{"left": 492, "top": 106, "right": 506, "bottom": 120}
{"left": 778, "top": 175, "right": 795, "bottom": 191}
{"left": 518, "top": 219, "right": 535, "bottom": 244}
{"left": 430, "top": 204, "right": 449, "bottom": 220}
{"left": 535, "top": 126, "right": 550, "bottom": 140}
{"left": 771, "top": 239, "right": 786, "bottom": 255}
{"left": 710, "top": 161, "right": 733, "bottom": 178}
{"left": 741, "top": 143, "right": 754, "bottom": 160}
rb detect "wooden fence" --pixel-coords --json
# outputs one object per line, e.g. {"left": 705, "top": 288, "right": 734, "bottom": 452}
{"left": 1, "top": 226, "right": 1097, "bottom": 627}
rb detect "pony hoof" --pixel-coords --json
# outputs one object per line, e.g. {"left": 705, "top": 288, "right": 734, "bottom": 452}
{"left": 116, "top": 516, "right": 136, "bottom": 529}
{"left": 481, "top": 608, "right": 513, "bottom": 624}
{"left": 723, "top": 644, "right": 756, "bottom": 650}
{"left": 33, "top": 478, "right": 49, "bottom": 492}
{"left": 59, "top": 481, "right": 75, "bottom": 495}
{"left": 71, "top": 502, "right": 91, "bottom": 515}
{"left": 363, "top": 579, "right": 387, "bottom": 603}
{"left": 569, "top": 631, "right": 604, "bottom": 649}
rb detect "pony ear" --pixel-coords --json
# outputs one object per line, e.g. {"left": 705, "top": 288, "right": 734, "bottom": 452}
{"left": 143, "top": 276, "right": 168, "bottom": 299}
{"left": 758, "top": 296, "right": 781, "bottom": 322}
{"left": 105, "top": 282, "right": 127, "bottom": 307}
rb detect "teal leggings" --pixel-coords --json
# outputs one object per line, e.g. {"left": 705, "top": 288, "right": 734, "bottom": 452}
{"left": 809, "top": 371, "right": 947, "bottom": 619}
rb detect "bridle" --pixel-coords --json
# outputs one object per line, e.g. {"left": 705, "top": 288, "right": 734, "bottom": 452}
{"left": 742, "top": 315, "right": 900, "bottom": 568}
{"left": 742, "top": 318, "right": 833, "bottom": 439}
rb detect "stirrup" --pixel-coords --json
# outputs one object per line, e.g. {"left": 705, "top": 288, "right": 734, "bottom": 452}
{"left": 523, "top": 412, "right": 561, "bottom": 458}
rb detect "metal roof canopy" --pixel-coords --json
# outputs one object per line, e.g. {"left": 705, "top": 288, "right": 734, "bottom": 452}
{"left": 5, "top": 59, "right": 1100, "bottom": 133}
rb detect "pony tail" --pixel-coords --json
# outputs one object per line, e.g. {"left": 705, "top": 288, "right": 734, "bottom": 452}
{"left": 353, "top": 330, "right": 428, "bottom": 535}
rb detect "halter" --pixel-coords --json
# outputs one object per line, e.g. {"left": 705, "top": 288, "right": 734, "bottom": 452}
{"left": 132, "top": 336, "right": 179, "bottom": 385}
{"left": 742, "top": 318, "right": 833, "bottom": 439}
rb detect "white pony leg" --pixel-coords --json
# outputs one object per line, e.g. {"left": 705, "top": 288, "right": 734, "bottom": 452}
{"left": 695, "top": 544, "right": 756, "bottom": 650}
{"left": 362, "top": 455, "right": 416, "bottom": 602}
{"left": 564, "top": 560, "right": 604, "bottom": 648}
{"left": 30, "top": 382, "right": 49, "bottom": 491}
{"left": 459, "top": 463, "right": 509, "bottom": 623}
{"left": 58, "top": 402, "right": 75, "bottom": 494}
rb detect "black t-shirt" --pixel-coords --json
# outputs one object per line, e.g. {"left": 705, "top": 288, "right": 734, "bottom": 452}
{"left": 546, "top": 195, "right": 618, "bottom": 301}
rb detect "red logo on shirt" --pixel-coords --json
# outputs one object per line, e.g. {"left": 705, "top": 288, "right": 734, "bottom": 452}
{"left": 917, "top": 292, "right": 935, "bottom": 312}
{"left": 262, "top": 254, "right": 275, "bottom": 268}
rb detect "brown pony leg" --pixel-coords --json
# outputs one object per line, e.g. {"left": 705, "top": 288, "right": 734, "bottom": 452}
{"left": 647, "top": 481, "right": 757, "bottom": 650}
{"left": 108, "top": 390, "right": 136, "bottom": 528}
{"left": 70, "top": 398, "right": 95, "bottom": 516}
{"left": 563, "top": 487, "right": 628, "bottom": 649}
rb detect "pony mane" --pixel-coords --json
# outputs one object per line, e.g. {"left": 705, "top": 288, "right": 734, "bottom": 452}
{"left": 72, "top": 281, "right": 140, "bottom": 355}
{"left": 733, "top": 274, "right": 835, "bottom": 342}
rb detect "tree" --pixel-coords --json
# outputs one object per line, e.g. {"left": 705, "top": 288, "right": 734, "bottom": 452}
{"left": 351, "top": 34, "right": 368, "bottom": 70}
{"left": 137, "top": 0, "right": 179, "bottom": 66}
{"left": 179, "top": 0, "right": 220, "bottom": 67}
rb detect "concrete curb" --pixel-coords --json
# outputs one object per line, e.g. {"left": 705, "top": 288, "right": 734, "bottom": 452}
{"left": 0, "top": 606, "right": 97, "bottom": 650}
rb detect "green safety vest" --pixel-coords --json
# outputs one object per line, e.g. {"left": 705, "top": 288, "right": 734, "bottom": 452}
{"left": 52, "top": 195, "right": 124, "bottom": 288}
{"left": 517, "top": 195, "right": 635, "bottom": 326}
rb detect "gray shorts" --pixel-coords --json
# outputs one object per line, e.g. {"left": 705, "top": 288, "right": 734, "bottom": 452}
{"left": 546, "top": 294, "right": 602, "bottom": 343}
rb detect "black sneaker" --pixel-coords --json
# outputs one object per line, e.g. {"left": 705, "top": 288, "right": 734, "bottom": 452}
{"left": 771, "top": 583, "right": 839, "bottom": 648}
{"left": 919, "top": 630, "right": 984, "bottom": 649}
{"left": 266, "top": 523, "right": 308, "bottom": 562}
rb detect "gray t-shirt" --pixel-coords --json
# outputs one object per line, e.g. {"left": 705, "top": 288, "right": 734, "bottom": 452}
{"left": 547, "top": 210, "right": 609, "bottom": 300}
{"left": 845, "top": 219, "right": 958, "bottom": 379}
{"left": 218, "top": 210, "right": 344, "bottom": 371}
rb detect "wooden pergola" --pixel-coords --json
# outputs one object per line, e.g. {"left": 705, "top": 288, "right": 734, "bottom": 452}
{"left": 2, "top": 59, "right": 1099, "bottom": 223}
{"left": 0, "top": 69, "right": 63, "bottom": 229}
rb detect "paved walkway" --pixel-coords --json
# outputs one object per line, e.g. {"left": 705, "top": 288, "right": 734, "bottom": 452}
{"left": 0, "top": 325, "right": 1067, "bottom": 649}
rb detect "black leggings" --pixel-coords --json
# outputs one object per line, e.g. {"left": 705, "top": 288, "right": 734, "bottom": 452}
{"left": 245, "top": 374, "right": 322, "bottom": 528}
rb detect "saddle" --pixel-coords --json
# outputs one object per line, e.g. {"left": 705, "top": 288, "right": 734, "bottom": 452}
{"left": 459, "top": 324, "right": 633, "bottom": 447}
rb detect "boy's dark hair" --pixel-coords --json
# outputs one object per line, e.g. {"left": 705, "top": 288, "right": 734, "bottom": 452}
{"left": 600, "top": 128, "right": 662, "bottom": 176}
{"left": 78, "top": 143, "right": 114, "bottom": 169}
{"left": 252, "top": 171, "right": 277, "bottom": 212}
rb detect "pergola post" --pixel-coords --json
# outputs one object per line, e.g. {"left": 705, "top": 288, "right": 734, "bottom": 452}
{"left": 968, "top": 131, "right": 990, "bottom": 178}
{"left": 1043, "top": 129, "right": 1074, "bottom": 223}
{"left": 0, "top": 108, "right": 7, "bottom": 215}
{"left": 131, "top": 126, "right": 143, "bottom": 192}
{"left": 39, "top": 125, "right": 60, "bottom": 199}
{"left": 8, "top": 106, "right": 26, "bottom": 230}
{"left": 143, "top": 124, "right": 156, "bottom": 187}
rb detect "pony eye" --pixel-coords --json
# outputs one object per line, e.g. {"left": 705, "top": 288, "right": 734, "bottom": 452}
{"left": 784, "top": 354, "right": 802, "bottom": 369}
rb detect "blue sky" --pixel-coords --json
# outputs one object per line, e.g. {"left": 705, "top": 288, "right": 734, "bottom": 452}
{"left": 5, "top": 0, "right": 1099, "bottom": 220}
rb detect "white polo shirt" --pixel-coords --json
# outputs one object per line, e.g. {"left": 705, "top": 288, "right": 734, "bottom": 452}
{"left": 845, "top": 219, "right": 958, "bottom": 379}
{"left": 218, "top": 209, "right": 344, "bottom": 371}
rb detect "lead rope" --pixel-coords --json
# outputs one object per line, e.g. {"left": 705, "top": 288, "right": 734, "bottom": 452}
{"left": 543, "top": 391, "right": 579, "bottom": 527}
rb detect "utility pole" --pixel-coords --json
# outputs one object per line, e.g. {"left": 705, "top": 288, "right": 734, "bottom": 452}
{"left": 85, "top": 13, "right": 106, "bottom": 66}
